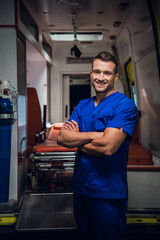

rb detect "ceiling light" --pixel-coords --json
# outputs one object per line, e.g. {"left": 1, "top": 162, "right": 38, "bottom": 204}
{"left": 42, "top": 11, "right": 49, "bottom": 15}
{"left": 97, "top": 11, "right": 104, "bottom": 14}
{"left": 110, "top": 35, "right": 116, "bottom": 40}
{"left": 56, "top": 0, "right": 86, "bottom": 8}
{"left": 50, "top": 32, "right": 103, "bottom": 41}
{"left": 113, "top": 21, "right": 121, "bottom": 27}
{"left": 140, "top": 16, "right": 150, "bottom": 23}
{"left": 119, "top": 3, "right": 129, "bottom": 11}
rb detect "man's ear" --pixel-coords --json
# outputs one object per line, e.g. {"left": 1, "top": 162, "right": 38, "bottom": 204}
{"left": 114, "top": 73, "right": 119, "bottom": 82}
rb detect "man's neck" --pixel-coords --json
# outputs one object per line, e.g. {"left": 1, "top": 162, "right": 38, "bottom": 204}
{"left": 94, "top": 89, "right": 116, "bottom": 106}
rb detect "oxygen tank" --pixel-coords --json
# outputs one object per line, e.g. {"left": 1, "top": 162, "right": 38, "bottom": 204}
{"left": 0, "top": 80, "right": 14, "bottom": 202}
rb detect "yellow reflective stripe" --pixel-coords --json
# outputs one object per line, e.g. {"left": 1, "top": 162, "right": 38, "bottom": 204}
{"left": 0, "top": 217, "right": 17, "bottom": 225}
{"left": 127, "top": 217, "right": 160, "bottom": 224}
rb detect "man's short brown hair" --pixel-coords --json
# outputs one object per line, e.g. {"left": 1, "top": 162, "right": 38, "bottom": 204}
{"left": 92, "top": 51, "right": 119, "bottom": 74}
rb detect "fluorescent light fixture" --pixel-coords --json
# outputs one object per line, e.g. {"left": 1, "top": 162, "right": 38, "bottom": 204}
{"left": 50, "top": 32, "right": 103, "bottom": 41}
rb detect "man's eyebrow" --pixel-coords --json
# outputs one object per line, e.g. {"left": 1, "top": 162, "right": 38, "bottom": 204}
{"left": 92, "top": 69, "right": 113, "bottom": 74}
{"left": 104, "top": 70, "right": 113, "bottom": 74}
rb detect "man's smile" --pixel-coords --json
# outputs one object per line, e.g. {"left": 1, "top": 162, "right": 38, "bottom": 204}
{"left": 95, "top": 80, "right": 108, "bottom": 86}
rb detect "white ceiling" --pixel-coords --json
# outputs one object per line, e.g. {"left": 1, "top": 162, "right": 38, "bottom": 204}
{"left": 24, "top": 0, "right": 135, "bottom": 46}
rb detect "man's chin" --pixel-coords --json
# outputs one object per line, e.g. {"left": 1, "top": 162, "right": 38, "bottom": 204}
{"left": 95, "top": 89, "right": 107, "bottom": 93}
{"left": 95, "top": 87, "right": 114, "bottom": 94}
{"left": 96, "top": 90, "right": 107, "bottom": 93}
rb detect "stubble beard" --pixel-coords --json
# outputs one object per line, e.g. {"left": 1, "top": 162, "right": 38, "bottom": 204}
{"left": 92, "top": 80, "right": 114, "bottom": 94}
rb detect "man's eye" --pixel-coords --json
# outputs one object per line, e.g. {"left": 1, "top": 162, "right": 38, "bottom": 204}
{"left": 93, "top": 70, "right": 100, "bottom": 74}
{"left": 104, "top": 72, "right": 112, "bottom": 75}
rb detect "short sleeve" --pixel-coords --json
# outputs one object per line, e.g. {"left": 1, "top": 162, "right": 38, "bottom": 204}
{"left": 107, "top": 98, "right": 137, "bottom": 137}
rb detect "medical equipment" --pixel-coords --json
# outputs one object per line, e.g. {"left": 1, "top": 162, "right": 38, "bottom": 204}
{"left": 0, "top": 80, "right": 17, "bottom": 202}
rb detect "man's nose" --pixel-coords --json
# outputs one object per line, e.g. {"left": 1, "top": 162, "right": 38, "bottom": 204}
{"left": 98, "top": 72, "right": 105, "bottom": 80}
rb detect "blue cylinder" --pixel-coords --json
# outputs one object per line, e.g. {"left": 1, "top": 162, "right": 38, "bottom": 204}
{"left": 0, "top": 97, "right": 13, "bottom": 203}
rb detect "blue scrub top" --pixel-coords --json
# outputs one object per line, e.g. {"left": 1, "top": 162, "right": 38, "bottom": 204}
{"left": 68, "top": 92, "right": 137, "bottom": 199}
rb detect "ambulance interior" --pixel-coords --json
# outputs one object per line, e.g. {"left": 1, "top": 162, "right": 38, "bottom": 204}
{"left": 0, "top": 0, "right": 160, "bottom": 236}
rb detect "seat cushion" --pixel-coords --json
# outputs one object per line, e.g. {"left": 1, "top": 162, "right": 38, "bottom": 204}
{"left": 128, "top": 142, "right": 153, "bottom": 165}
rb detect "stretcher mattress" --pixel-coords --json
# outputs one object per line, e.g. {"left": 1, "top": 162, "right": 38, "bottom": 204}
{"left": 33, "top": 125, "right": 77, "bottom": 153}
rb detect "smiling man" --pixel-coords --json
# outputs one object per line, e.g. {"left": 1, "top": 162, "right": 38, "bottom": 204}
{"left": 91, "top": 54, "right": 119, "bottom": 98}
{"left": 57, "top": 51, "right": 137, "bottom": 240}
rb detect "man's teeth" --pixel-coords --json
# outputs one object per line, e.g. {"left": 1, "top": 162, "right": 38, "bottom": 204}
{"left": 97, "top": 82, "right": 106, "bottom": 84}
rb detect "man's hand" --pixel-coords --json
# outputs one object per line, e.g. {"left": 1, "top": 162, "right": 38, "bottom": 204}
{"left": 63, "top": 120, "right": 80, "bottom": 132}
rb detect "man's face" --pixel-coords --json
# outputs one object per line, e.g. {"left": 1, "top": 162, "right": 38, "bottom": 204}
{"left": 90, "top": 59, "right": 119, "bottom": 94}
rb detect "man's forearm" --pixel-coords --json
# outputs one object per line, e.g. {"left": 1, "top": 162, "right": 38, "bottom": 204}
{"left": 57, "top": 129, "right": 103, "bottom": 148}
{"left": 79, "top": 127, "right": 127, "bottom": 156}
{"left": 79, "top": 140, "right": 108, "bottom": 157}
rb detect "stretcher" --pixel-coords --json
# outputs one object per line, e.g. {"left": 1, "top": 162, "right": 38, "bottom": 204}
{"left": 29, "top": 119, "right": 153, "bottom": 192}
{"left": 16, "top": 123, "right": 77, "bottom": 231}
{"left": 29, "top": 123, "right": 77, "bottom": 191}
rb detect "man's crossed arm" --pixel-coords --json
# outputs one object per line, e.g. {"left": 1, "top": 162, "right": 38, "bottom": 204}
{"left": 57, "top": 120, "right": 127, "bottom": 157}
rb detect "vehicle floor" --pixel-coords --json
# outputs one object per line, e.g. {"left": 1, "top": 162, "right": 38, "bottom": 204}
{"left": 0, "top": 225, "right": 160, "bottom": 240}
